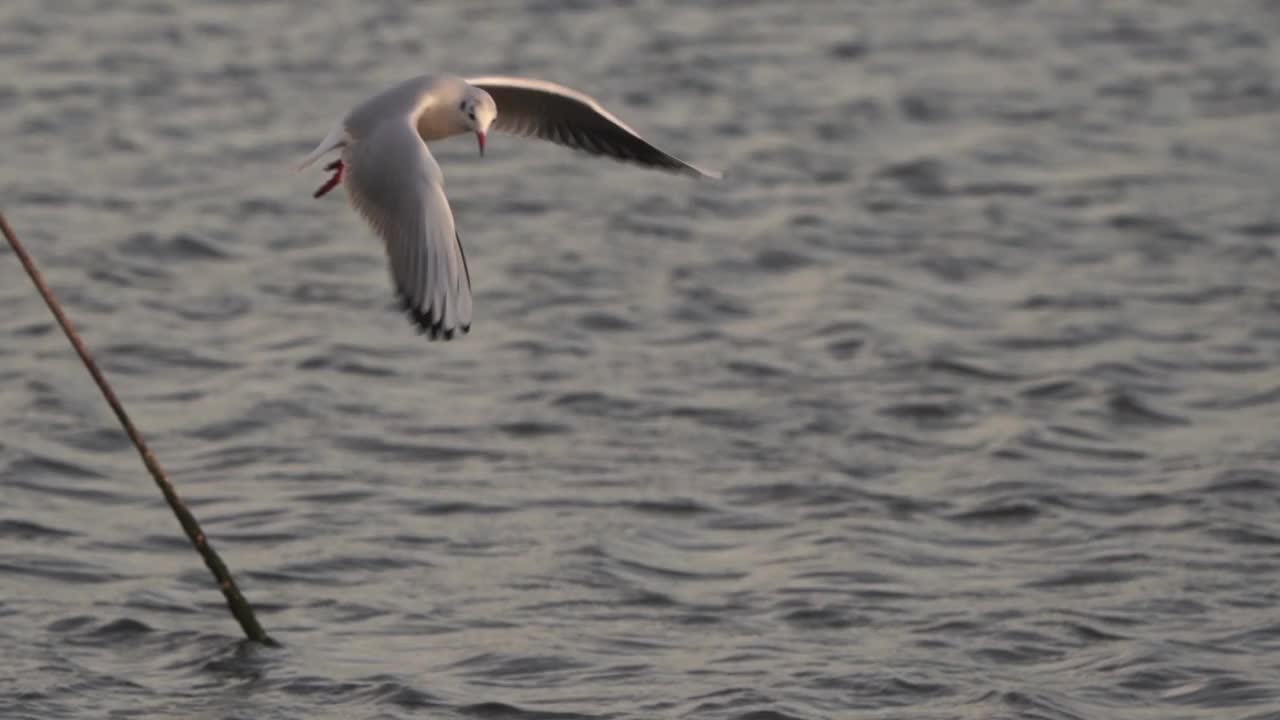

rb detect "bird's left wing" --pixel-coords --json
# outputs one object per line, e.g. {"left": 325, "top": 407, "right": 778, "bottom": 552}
{"left": 467, "top": 75, "right": 721, "bottom": 179}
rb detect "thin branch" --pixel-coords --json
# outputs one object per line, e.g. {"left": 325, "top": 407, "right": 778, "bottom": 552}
{"left": 1, "top": 210, "right": 275, "bottom": 646}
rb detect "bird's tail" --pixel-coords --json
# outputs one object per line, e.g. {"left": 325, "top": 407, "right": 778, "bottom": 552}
{"left": 295, "top": 121, "right": 350, "bottom": 172}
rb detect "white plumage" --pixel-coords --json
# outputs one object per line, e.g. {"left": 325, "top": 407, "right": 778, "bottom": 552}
{"left": 298, "top": 73, "right": 718, "bottom": 340}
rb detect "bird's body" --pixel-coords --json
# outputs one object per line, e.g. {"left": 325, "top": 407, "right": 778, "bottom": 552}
{"left": 297, "top": 73, "right": 718, "bottom": 340}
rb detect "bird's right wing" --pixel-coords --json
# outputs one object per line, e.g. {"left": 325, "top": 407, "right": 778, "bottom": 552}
{"left": 343, "top": 120, "right": 473, "bottom": 340}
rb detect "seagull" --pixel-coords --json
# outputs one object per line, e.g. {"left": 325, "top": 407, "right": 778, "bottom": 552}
{"left": 296, "top": 73, "right": 720, "bottom": 340}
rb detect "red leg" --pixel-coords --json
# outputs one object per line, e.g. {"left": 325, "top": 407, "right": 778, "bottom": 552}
{"left": 313, "top": 159, "right": 345, "bottom": 199}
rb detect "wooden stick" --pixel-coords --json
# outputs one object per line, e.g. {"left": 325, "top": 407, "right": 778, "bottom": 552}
{"left": 0, "top": 210, "right": 275, "bottom": 646}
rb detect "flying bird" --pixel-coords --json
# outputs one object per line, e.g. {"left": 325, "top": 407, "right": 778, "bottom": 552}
{"left": 296, "top": 73, "right": 720, "bottom": 340}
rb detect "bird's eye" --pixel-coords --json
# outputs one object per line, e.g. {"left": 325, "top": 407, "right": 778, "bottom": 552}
{"left": 468, "top": 112, "right": 475, "bottom": 120}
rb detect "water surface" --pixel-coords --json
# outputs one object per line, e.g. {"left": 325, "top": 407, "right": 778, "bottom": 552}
{"left": 3, "top": 1, "right": 1280, "bottom": 718}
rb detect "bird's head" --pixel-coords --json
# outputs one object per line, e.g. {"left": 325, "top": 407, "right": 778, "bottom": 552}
{"left": 459, "top": 88, "right": 497, "bottom": 156}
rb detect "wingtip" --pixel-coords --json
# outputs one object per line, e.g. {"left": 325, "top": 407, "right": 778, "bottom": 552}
{"left": 677, "top": 159, "right": 722, "bottom": 180}
{"left": 400, "top": 295, "right": 471, "bottom": 342}
{"left": 685, "top": 164, "right": 722, "bottom": 180}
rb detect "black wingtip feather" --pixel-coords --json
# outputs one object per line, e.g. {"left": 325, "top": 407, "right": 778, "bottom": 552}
{"left": 389, "top": 229, "right": 473, "bottom": 342}
{"left": 398, "top": 294, "right": 470, "bottom": 342}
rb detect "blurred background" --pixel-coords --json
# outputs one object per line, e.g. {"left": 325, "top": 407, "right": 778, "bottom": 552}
{"left": 3, "top": 1, "right": 1280, "bottom": 718}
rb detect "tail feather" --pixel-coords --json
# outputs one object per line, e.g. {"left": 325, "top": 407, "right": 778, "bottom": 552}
{"left": 295, "top": 121, "right": 350, "bottom": 172}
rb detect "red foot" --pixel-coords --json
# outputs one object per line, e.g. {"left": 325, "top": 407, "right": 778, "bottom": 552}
{"left": 313, "top": 159, "right": 344, "bottom": 199}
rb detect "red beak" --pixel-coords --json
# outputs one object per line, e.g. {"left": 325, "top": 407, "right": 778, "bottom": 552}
{"left": 477, "top": 131, "right": 486, "bottom": 156}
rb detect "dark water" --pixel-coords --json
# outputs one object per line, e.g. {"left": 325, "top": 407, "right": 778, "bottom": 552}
{"left": 3, "top": 0, "right": 1280, "bottom": 717}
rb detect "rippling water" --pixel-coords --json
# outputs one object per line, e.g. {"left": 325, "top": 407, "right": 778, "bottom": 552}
{"left": 4, "top": 1, "right": 1280, "bottom": 718}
